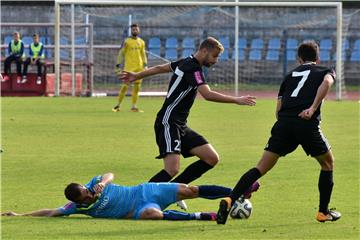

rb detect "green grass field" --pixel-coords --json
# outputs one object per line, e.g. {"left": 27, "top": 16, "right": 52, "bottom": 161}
{"left": 1, "top": 97, "right": 359, "bottom": 240}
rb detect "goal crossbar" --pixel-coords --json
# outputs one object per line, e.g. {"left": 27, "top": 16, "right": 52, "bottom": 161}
{"left": 54, "top": 0, "right": 343, "bottom": 99}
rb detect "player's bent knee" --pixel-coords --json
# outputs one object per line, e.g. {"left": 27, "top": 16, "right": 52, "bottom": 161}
{"left": 165, "top": 167, "right": 179, "bottom": 177}
{"left": 139, "top": 208, "right": 163, "bottom": 220}
{"left": 315, "top": 151, "right": 334, "bottom": 171}
{"left": 188, "top": 185, "right": 199, "bottom": 197}
{"left": 177, "top": 185, "right": 198, "bottom": 199}
{"left": 206, "top": 153, "right": 220, "bottom": 166}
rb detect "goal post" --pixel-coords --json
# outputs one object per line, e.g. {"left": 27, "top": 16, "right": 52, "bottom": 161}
{"left": 54, "top": 0, "right": 344, "bottom": 99}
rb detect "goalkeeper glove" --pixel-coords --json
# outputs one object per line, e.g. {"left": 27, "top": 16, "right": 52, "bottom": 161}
{"left": 115, "top": 64, "right": 122, "bottom": 74}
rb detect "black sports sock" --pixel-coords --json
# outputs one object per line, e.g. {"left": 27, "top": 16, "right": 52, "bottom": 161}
{"left": 230, "top": 168, "right": 262, "bottom": 203}
{"left": 318, "top": 170, "right": 334, "bottom": 214}
{"left": 149, "top": 169, "right": 172, "bottom": 182}
{"left": 171, "top": 160, "right": 213, "bottom": 184}
{"left": 198, "top": 185, "right": 232, "bottom": 199}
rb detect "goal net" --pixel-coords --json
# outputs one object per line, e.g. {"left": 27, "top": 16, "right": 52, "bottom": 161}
{"left": 55, "top": 1, "right": 347, "bottom": 98}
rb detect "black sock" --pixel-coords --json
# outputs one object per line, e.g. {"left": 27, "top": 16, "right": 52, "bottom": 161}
{"left": 198, "top": 185, "right": 232, "bottom": 199}
{"left": 149, "top": 169, "right": 172, "bottom": 182}
{"left": 230, "top": 168, "right": 262, "bottom": 203}
{"left": 171, "top": 160, "right": 213, "bottom": 184}
{"left": 318, "top": 170, "right": 333, "bottom": 214}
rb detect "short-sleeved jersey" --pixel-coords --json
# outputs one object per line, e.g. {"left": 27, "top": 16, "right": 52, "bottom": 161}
{"left": 58, "top": 176, "right": 140, "bottom": 219}
{"left": 123, "top": 37, "right": 147, "bottom": 72}
{"left": 277, "top": 63, "right": 335, "bottom": 122}
{"left": 156, "top": 56, "right": 207, "bottom": 125}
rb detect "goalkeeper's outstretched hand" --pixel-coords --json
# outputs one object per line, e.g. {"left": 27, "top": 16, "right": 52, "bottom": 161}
{"left": 120, "top": 71, "right": 137, "bottom": 84}
{"left": 114, "top": 64, "right": 122, "bottom": 75}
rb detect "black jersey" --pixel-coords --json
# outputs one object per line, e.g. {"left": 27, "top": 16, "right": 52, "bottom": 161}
{"left": 156, "top": 56, "right": 206, "bottom": 125}
{"left": 278, "top": 63, "right": 335, "bottom": 121}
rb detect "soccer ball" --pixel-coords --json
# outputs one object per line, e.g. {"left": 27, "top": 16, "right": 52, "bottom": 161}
{"left": 229, "top": 198, "right": 252, "bottom": 219}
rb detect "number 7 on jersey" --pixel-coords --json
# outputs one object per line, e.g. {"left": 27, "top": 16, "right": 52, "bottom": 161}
{"left": 291, "top": 70, "right": 311, "bottom": 97}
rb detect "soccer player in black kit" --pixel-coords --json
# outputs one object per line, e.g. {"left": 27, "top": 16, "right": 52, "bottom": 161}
{"left": 121, "top": 37, "right": 259, "bottom": 210}
{"left": 216, "top": 41, "right": 341, "bottom": 224}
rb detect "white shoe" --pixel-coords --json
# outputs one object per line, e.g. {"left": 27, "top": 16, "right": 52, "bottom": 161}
{"left": 36, "top": 77, "right": 41, "bottom": 85}
{"left": 176, "top": 200, "right": 188, "bottom": 211}
{"left": 21, "top": 77, "right": 27, "bottom": 84}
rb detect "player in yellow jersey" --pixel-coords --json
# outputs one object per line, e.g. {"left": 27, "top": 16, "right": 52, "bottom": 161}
{"left": 113, "top": 23, "right": 147, "bottom": 112}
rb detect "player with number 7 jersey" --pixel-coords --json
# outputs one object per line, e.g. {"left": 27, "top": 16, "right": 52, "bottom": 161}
{"left": 277, "top": 63, "right": 335, "bottom": 122}
{"left": 216, "top": 40, "right": 340, "bottom": 225}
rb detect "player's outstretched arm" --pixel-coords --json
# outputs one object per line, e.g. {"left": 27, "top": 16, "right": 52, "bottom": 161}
{"left": 197, "top": 84, "right": 256, "bottom": 106}
{"left": 2, "top": 208, "right": 64, "bottom": 217}
{"left": 120, "top": 63, "right": 171, "bottom": 83}
{"left": 298, "top": 74, "right": 334, "bottom": 120}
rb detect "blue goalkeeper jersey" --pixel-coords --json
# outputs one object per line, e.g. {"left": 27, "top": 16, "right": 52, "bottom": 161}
{"left": 58, "top": 176, "right": 140, "bottom": 218}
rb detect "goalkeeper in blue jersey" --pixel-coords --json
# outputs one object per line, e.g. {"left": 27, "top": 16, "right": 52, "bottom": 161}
{"left": 1, "top": 173, "right": 259, "bottom": 221}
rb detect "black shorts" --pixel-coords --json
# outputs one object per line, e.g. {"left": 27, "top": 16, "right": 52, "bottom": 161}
{"left": 154, "top": 120, "right": 208, "bottom": 159}
{"left": 265, "top": 119, "right": 331, "bottom": 157}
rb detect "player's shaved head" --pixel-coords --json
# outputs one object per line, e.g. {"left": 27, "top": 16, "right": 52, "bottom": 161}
{"left": 297, "top": 41, "right": 319, "bottom": 62}
{"left": 199, "top": 37, "right": 224, "bottom": 53}
{"left": 64, "top": 183, "right": 83, "bottom": 202}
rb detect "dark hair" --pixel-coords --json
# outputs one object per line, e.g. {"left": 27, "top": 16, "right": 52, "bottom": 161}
{"left": 297, "top": 41, "right": 319, "bottom": 62}
{"left": 130, "top": 23, "right": 139, "bottom": 28}
{"left": 199, "top": 37, "right": 224, "bottom": 53}
{"left": 33, "top": 34, "right": 39, "bottom": 38}
{"left": 64, "top": 183, "right": 83, "bottom": 202}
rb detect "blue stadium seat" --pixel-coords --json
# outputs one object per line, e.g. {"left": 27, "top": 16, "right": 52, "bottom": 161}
{"left": 74, "top": 36, "right": 86, "bottom": 60}
{"left": 219, "top": 48, "right": 230, "bottom": 60}
{"left": 320, "top": 50, "right": 331, "bottom": 61}
{"left": 232, "top": 49, "right": 245, "bottom": 60}
{"left": 249, "top": 49, "right": 262, "bottom": 60}
{"left": 232, "top": 38, "right": 246, "bottom": 60}
{"left": 4, "top": 35, "right": 12, "bottom": 45}
{"left": 182, "top": 37, "right": 195, "bottom": 49}
{"left": 75, "top": 36, "right": 86, "bottom": 44}
{"left": 40, "top": 36, "right": 47, "bottom": 44}
{"left": 46, "top": 49, "right": 53, "bottom": 59}
{"left": 333, "top": 39, "right": 349, "bottom": 61}
{"left": 266, "top": 50, "right": 279, "bottom": 61}
{"left": 343, "top": 38, "right": 350, "bottom": 50}
{"left": 165, "top": 48, "right": 177, "bottom": 60}
{"left": 249, "top": 38, "right": 263, "bottom": 60}
{"left": 286, "top": 39, "right": 298, "bottom": 61}
{"left": 60, "top": 37, "right": 68, "bottom": 45}
{"left": 354, "top": 39, "right": 360, "bottom": 50}
{"left": 320, "top": 39, "right": 332, "bottom": 50}
{"left": 217, "top": 37, "right": 230, "bottom": 60}
{"left": 251, "top": 38, "right": 263, "bottom": 49}
{"left": 61, "top": 51, "right": 70, "bottom": 60}
{"left": 181, "top": 37, "right": 195, "bottom": 58}
{"left": 238, "top": 38, "right": 247, "bottom": 49}
{"left": 148, "top": 37, "right": 161, "bottom": 59}
{"left": 286, "top": 50, "right": 296, "bottom": 61}
{"left": 219, "top": 36, "right": 230, "bottom": 48}
{"left": 181, "top": 48, "right": 194, "bottom": 58}
{"left": 148, "top": 37, "right": 161, "bottom": 48}
{"left": 286, "top": 38, "right": 298, "bottom": 49}
{"left": 268, "top": 38, "right": 280, "bottom": 49}
{"left": 148, "top": 48, "right": 161, "bottom": 59}
{"left": 22, "top": 36, "right": 33, "bottom": 46}
{"left": 60, "top": 37, "right": 69, "bottom": 59}
{"left": 350, "top": 50, "right": 360, "bottom": 61}
{"left": 165, "top": 37, "right": 178, "bottom": 48}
